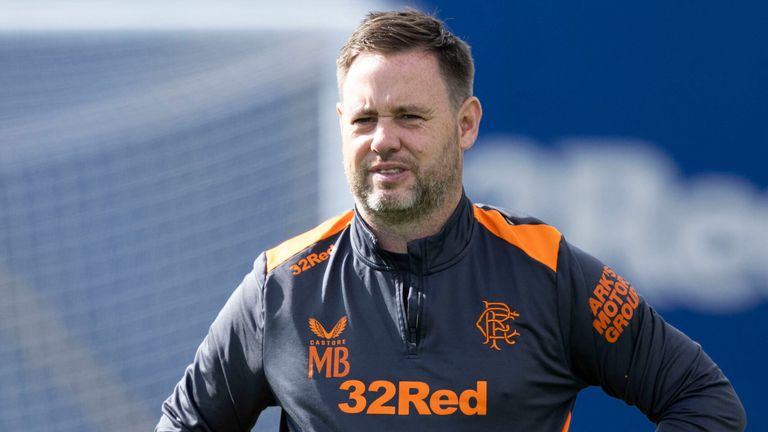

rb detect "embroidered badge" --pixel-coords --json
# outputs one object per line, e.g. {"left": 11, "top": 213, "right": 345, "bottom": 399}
{"left": 476, "top": 301, "right": 520, "bottom": 350}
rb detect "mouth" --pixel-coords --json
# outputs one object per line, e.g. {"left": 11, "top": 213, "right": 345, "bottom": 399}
{"left": 375, "top": 167, "right": 405, "bottom": 174}
{"left": 369, "top": 163, "right": 411, "bottom": 183}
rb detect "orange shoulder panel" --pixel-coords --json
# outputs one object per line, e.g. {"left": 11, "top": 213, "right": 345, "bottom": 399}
{"left": 266, "top": 210, "right": 354, "bottom": 273}
{"left": 561, "top": 411, "right": 572, "bottom": 432}
{"left": 473, "top": 206, "right": 561, "bottom": 272}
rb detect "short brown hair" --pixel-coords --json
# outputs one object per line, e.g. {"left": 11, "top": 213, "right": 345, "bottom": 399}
{"left": 337, "top": 9, "right": 474, "bottom": 110}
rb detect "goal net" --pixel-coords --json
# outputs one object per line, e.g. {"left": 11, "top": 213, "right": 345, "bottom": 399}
{"left": 0, "top": 24, "right": 354, "bottom": 431}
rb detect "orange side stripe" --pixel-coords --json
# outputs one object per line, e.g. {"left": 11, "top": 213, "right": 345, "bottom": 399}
{"left": 266, "top": 210, "right": 354, "bottom": 273}
{"left": 561, "top": 411, "right": 572, "bottom": 432}
{"left": 473, "top": 207, "right": 561, "bottom": 272}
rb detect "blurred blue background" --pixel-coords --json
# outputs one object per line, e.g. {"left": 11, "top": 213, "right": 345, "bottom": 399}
{"left": 425, "top": 1, "right": 767, "bottom": 430}
{"left": 0, "top": 1, "right": 764, "bottom": 431}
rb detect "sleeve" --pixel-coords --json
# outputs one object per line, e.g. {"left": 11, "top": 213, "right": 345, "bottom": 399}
{"left": 155, "top": 253, "right": 274, "bottom": 432}
{"left": 558, "top": 240, "right": 747, "bottom": 431}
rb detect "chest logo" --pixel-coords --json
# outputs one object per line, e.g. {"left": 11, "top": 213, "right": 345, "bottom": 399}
{"left": 476, "top": 301, "right": 521, "bottom": 350}
{"left": 309, "top": 316, "right": 348, "bottom": 340}
{"left": 308, "top": 316, "right": 350, "bottom": 379}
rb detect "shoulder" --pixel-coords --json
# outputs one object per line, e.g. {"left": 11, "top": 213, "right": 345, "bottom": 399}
{"left": 472, "top": 203, "right": 563, "bottom": 272}
{"left": 264, "top": 210, "right": 354, "bottom": 274}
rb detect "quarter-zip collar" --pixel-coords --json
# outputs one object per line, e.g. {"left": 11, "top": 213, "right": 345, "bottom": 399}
{"left": 350, "top": 193, "right": 475, "bottom": 275}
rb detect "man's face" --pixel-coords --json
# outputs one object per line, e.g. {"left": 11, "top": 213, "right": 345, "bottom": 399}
{"left": 337, "top": 50, "right": 466, "bottom": 224}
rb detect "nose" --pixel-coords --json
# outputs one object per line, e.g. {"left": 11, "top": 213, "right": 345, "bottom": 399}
{"left": 369, "top": 118, "right": 401, "bottom": 156}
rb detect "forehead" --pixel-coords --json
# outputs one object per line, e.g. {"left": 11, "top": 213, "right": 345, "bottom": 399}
{"left": 341, "top": 50, "right": 451, "bottom": 109}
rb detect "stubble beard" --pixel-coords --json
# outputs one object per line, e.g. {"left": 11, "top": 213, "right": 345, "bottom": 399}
{"left": 349, "top": 129, "right": 462, "bottom": 227}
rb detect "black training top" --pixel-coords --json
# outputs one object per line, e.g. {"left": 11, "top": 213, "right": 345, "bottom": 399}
{"left": 157, "top": 194, "right": 746, "bottom": 431}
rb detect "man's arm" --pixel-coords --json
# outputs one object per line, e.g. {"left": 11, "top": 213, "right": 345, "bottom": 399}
{"left": 156, "top": 254, "right": 274, "bottom": 432}
{"left": 558, "top": 242, "right": 746, "bottom": 431}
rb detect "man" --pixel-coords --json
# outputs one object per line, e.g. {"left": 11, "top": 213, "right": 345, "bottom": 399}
{"left": 157, "top": 9, "right": 746, "bottom": 431}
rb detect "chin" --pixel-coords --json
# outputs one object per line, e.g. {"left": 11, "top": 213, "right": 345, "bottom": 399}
{"left": 366, "top": 190, "right": 417, "bottom": 213}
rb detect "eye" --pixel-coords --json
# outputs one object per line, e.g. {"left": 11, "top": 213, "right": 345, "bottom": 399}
{"left": 398, "top": 113, "right": 424, "bottom": 121}
{"left": 352, "top": 116, "right": 375, "bottom": 126}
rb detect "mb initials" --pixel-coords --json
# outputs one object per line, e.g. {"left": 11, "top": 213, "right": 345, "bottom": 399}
{"left": 308, "top": 346, "right": 349, "bottom": 379}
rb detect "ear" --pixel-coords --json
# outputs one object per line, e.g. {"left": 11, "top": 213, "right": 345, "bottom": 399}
{"left": 336, "top": 101, "right": 344, "bottom": 131}
{"left": 457, "top": 96, "right": 482, "bottom": 151}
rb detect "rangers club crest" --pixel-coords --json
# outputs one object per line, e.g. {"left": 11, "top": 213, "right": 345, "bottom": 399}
{"left": 476, "top": 301, "right": 521, "bottom": 350}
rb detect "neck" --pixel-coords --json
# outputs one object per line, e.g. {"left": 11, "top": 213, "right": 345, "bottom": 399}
{"left": 357, "top": 189, "right": 463, "bottom": 253}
